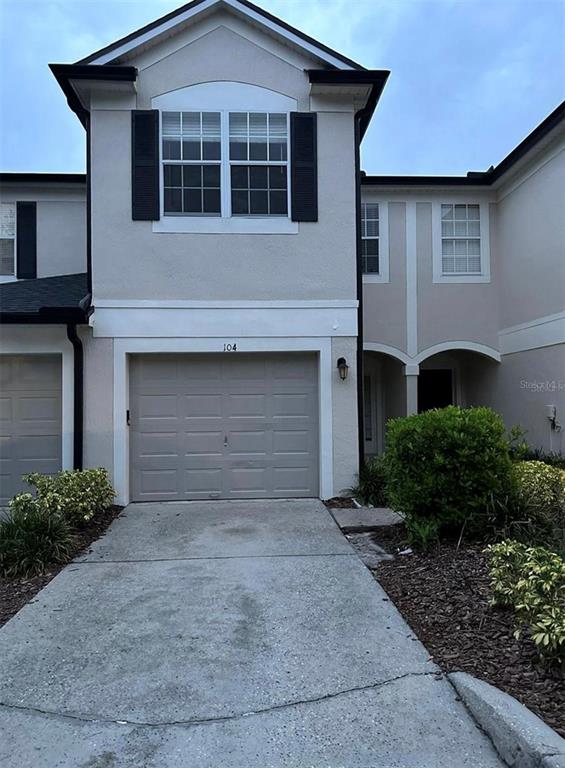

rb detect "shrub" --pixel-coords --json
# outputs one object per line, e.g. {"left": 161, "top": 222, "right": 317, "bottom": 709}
{"left": 486, "top": 540, "right": 565, "bottom": 663}
{"left": 24, "top": 468, "right": 115, "bottom": 527}
{"left": 349, "top": 456, "right": 388, "bottom": 506}
{"left": 0, "top": 494, "right": 74, "bottom": 577}
{"left": 521, "top": 447, "right": 565, "bottom": 471}
{"left": 384, "top": 406, "right": 514, "bottom": 544}
{"left": 511, "top": 461, "right": 565, "bottom": 549}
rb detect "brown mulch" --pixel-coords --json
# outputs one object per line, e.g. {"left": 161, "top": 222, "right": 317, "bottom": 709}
{"left": 373, "top": 531, "right": 565, "bottom": 737}
{"left": 324, "top": 496, "right": 356, "bottom": 509}
{"left": 0, "top": 505, "right": 123, "bottom": 628}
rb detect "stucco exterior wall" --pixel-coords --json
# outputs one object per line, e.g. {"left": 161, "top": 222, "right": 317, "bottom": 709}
{"left": 0, "top": 185, "right": 86, "bottom": 278}
{"left": 331, "top": 336, "right": 359, "bottom": 495}
{"left": 81, "top": 331, "right": 114, "bottom": 480}
{"left": 496, "top": 138, "right": 565, "bottom": 329}
{"left": 363, "top": 202, "right": 407, "bottom": 352}
{"left": 90, "top": 24, "right": 357, "bottom": 302}
{"left": 464, "top": 344, "right": 565, "bottom": 453}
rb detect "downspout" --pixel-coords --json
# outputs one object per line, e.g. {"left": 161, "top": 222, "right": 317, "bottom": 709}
{"left": 354, "top": 111, "right": 365, "bottom": 469}
{"left": 66, "top": 324, "right": 84, "bottom": 470}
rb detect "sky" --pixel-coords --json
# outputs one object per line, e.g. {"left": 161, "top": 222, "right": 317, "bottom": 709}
{"left": 0, "top": 0, "right": 563, "bottom": 175}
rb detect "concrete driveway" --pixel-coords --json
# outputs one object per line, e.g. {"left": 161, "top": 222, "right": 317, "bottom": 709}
{"left": 0, "top": 499, "right": 503, "bottom": 767}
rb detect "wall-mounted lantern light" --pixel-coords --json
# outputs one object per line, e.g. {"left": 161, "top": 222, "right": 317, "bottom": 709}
{"left": 337, "top": 357, "right": 349, "bottom": 381}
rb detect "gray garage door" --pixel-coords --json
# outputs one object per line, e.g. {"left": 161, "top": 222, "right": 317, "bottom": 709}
{"left": 130, "top": 353, "right": 319, "bottom": 501}
{"left": 0, "top": 355, "right": 62, "bottom": 505}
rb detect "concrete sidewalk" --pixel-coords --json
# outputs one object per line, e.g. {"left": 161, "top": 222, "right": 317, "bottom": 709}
{"left": 0, "top": 500, "right": 504, "bottom": 767}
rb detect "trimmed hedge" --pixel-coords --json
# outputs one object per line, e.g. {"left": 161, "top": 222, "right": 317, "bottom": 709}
{"left": 384, "top": 406, "right": 514, "bottom": 544}
{"left": 23, "top": 469, "right": 115, "bottom": 527}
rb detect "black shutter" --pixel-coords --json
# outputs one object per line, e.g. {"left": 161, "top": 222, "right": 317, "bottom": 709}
{"left": 290, "top": 112, "right": 318, "bottom": 222}
{"left": 16, "top": 202, "right": 37, "bottom": 279}
{"left": 131, "top": 110, "right": 160, "bottom": 221}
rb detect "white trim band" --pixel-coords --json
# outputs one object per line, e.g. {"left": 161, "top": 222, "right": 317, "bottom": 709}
{"left": 499, "top": 312, "right": 565, "bottom": 355}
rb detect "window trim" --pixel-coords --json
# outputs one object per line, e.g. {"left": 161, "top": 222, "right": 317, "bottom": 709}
{"left": 0, "top": 201, "right": 17, "bottom": 283}
{"left": 152, "top": 82, "right": 298, "bottom": 234}
{"left": 432, "top": 200, "right": 490, "bottom": 283}
{"left": 361, "top": 199, "right": 389, "bottom": 284}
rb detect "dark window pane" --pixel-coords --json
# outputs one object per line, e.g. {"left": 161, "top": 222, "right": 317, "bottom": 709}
{"left": 163, "top": 139, "right": 181, "bottom": 160}
{"left": 164, "top": 188, "right": 182, "bottom": 213}
{"left": 203, "top": 188, "right": 221, "bottom": 214}
{"left": 269, "top": 190, "right": 287, "bottom": 215}
{"left": 249, "top": 166, "right": 268, "bottom": 188}
{"left": 184, "top": 189, "right": 202, "bottom": 213}
{"left": 164, "top": 165, "right": 182, "bottom": 186}
{"left": 183, "top": 139, "right": 201, "bottom": 161}
{"left": 203, "top": 141, "right": 221, "bottom": 160}
{"left": 363, "top": 256, "right": 379, "bottom": 274}
{"left": 230, "top": 141, "right": 247, "bottom": 161}
{"left": 269, "top": 141, "right": 286, "bottom": 161}
{"left": 269, "top": 166, "right": 287, "bottom": 190}
{"left": 183, "top": 165, "right": 201, "bottom": 187}
{"left": 363, "top": 239, "right": 379, "bottom": 257}
{"left": 250, "top": 190, "right": 268, "bottom": 214}
{"left": 232, "top": 190, "right": 248, "bottom": 214}
{"left": 203, "top": 164, "right": 220, "bottom": 187}
{"left": 231, "top": 166, "right": 248, "bottom": 189}
{"left": 249, "top": 141, "right": 268, "bottom": 161}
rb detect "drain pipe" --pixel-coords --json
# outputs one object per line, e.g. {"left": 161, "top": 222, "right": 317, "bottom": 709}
{"left": 353, "top": 111, "right": 365, "bottom": 470}
{"left": 66, "top": 323, "right": 84, "bottom": 470}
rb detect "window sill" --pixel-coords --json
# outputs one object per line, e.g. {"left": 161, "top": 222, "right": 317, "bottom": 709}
{"left": 152, "top": 216, "right": 298, "bottom": 235}
{"left": 0, "top": 275, "right": 17, "bottom": 284}
{"left": 433, "top": 273, "right": 491, "bottom": 284}
{"left": 363, "top": 274, "right": 389, "bottom": 284}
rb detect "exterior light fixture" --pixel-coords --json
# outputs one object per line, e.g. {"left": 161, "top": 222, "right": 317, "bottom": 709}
{"left": 337, "top": 357, "right": 349, "bottom": 381}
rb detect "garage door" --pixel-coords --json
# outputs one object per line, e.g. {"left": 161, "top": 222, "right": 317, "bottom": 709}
{"left": 0, "top": 355, "right": 62, "bottom": 505}
{"left": 130, "top": 353, "right": 319, "bottom": 501}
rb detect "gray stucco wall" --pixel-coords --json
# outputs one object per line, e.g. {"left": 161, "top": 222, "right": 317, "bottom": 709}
{"left": 90, "top": 25, "right": 357, "bottom": 302}
{"left": 81, "top": 330, "right": 114, "bottom": 481}
{"left": 496, "top": 140, "right": 565, "bottom": 329}
{"left": 363, "top": 202, "right": 407, "bottom": 351}
{"left": 0, "top": 186, "right": 86, "bottom": 278}
{"left": 464, "top": 344, "right": 565, "bottom": 453}
{"left": 331, "top": 336, "right": 359, "bottom": 495}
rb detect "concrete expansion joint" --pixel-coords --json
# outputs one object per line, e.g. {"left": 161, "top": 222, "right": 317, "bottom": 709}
{"left": 73, "top": 552, "right": 358, "bottom": 564}
{"left": 0, "top": 671, "right": 440, "bottom": 730}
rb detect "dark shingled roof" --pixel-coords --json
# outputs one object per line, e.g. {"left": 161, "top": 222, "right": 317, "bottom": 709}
{"left": 0, "top": 273, "right": 90, "bottom": 323}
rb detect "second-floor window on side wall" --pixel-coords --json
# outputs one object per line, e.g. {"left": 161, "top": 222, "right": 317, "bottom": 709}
{"left": 441, "top": 204, "right": 481, "bottom": 274}
{"left": 162, "top": 111, "right": 222, "bottom": 216}
{"left": 0, "top": 203, "right": 15, "bottom": 276}
{"left": 361, "top": 202, "right": 379, "bottom": 274}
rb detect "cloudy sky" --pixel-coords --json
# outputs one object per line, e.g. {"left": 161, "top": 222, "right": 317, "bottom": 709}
{"left": 1, "top": 0, "right": 563, "bottom": 175}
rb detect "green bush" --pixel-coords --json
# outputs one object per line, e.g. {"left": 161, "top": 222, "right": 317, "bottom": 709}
{"left": 486, "top": 540, "right": 565, "bottom": 664}
{"left": 349, "top": 456, "right": 388, "bottom": 506}
{"left": 511, "top": 461, "right": 565, "bottom": 548}
{"left": 384, "top": 406, "right": 514, "bottom": 544}
{"left": 24, "top": 468, "right": 115, "bottom": 527}
{"left": 0, "top": 494, "right": 74, "bottom": 577}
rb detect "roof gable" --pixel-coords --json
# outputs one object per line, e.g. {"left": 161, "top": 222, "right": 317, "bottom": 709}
{"left": 78, "top": 0, "right": 364, "bottom": 70}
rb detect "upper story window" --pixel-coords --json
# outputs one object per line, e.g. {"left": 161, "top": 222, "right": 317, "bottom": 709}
{"left": 361, "top": 202, "right": 379, "bottom": 274}
{"left": 161, "top": 110, "right": 289, "bottom": 219}
{"left": 0, "top": 203, "right": 15, "bottom": 276}
{"left": 441, "top": 204, "right": 481, "bottom": 274}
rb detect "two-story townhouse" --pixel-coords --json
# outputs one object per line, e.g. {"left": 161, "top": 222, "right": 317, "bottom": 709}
{"left": 360, "top": 105, "right": 565, "bottom": 455}
{"left": 0, "top": 0, "right": 563, "bottom": 507}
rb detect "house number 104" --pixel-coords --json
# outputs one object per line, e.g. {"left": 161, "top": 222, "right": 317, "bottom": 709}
{"left": 223, "top": 343, "right": 237, "bottom": 352}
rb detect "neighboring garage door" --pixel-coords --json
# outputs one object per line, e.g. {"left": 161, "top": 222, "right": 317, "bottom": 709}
{"left": 0, "top": 355, "right": 62, "bottom": 505}
{"left": 130, "top": 353, "right": 319, "bottom": 501}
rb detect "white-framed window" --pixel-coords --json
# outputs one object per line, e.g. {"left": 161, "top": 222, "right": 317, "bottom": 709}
{"left": 361, "top": 200, "right": 389, "bottom": 283}
{"left": 441, "top": 204, "right": 480, "bottom": 274}
{"left": 0, "top": 202, "right": 16, "bottom": 278}
{"left": 153, "top": 82, "right": 297, "bottom": 235}
{"left": 432, "top": 201, "right": 490, "bottom": 283}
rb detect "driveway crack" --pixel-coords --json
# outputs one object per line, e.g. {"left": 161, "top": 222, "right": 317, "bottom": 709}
{"left": 0, "top": 670, "right": 439, "bottom": 729}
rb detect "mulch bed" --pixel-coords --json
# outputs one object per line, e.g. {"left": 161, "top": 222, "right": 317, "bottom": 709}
{"left": 373, "top": 529, "right": 565, "bottom": 737}
{"left": 0, "top": 505, "right": 123, "bottom": 628}
{"left": 324, "top": 496, "right": 356, "bottom": 509}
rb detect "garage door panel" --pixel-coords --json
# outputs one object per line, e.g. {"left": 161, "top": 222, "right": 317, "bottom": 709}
{"left": 0, "top": 356, "right": 62, "bottom": 504}
{"left": 130, "top": 353, "right": 318, "bottom": 501}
